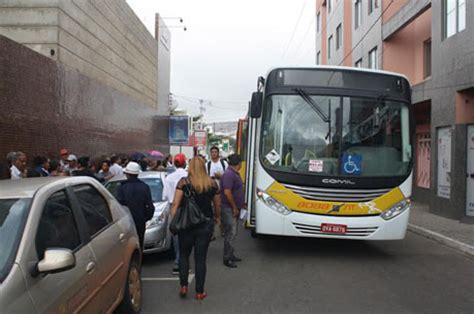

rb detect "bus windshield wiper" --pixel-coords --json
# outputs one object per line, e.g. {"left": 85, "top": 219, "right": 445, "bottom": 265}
{"left": 294, "top": 88, "right": 330, "bottom": 123}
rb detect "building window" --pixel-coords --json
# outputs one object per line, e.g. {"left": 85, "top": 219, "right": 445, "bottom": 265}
{"left": 368, "top": 47, "right": 377, "bottom": 69}
{"left": 368, "top": 0, "right": 376, "bottom": 14}
{"left": 328, "top": 0, "right": 332, "bottom": 14}
{"left": 424, "top": 39, "right": 432, "bottom": 78}
{"left": 443, "top": 0, "right": 466, "bottom": 39}
{"left": 328, "top": 35, "right": 333, "bottom": 59}
{"left": 336, "top": 24, "right": 342, "bottom": 50}
{"left": 355, "top": 0, "right": 362, "bottom": 29}
{"left": 355, "top": 58, "right": 363, "bottom": 68}
{"left": 317, "top": 12, "right": 321, "bottom": 33}
{"left": 316, "top": 51, "right": 321, "bottom": 65}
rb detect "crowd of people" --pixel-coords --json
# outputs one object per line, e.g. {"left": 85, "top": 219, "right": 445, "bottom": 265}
{"left": 0, "top": 148, "right": 175, "bottom": 182}
{"left": 1, "top": 146, "right": 246, "bottom": 301}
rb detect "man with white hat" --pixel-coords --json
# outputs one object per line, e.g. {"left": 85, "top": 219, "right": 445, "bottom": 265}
{"left": 117, "top": 162, "right": 155, "bottom": 250}
{"left": 64, "top": 154, "right": 78, "bottom": 175}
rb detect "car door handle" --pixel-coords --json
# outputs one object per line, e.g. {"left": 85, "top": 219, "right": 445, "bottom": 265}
{"left": 119, "top": 233, "right": 125, "bottom": 242}
{"left": 86, "top": 262, "right": 96, "bottom": 274}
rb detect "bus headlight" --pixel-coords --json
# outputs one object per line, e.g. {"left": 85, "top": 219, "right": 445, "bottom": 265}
{"left": 257, "top": 189, "right": 292, "bottom": 216}
{"left": 381, "top": 199, "right": 411, "bottom": 220}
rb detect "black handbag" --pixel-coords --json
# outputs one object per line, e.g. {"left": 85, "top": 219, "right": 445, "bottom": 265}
{"left": 169, "top": 179, "right": 209, "bottom": 234}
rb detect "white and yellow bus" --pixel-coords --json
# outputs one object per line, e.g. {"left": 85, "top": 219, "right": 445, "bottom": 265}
{"left": 243, "top": 66, "right": 413, "bottom": 240}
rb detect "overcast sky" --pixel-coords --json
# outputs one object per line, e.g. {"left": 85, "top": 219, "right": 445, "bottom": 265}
{"left": 126, "top": 0, "right": 316, "bottom": 122}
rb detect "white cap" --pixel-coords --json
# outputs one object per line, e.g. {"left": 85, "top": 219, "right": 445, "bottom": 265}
{"left": 67, "top": 154, "right": 77, "bottom": 161}
{"left": 124, "top": 162, "right": 141, "bottom": 175}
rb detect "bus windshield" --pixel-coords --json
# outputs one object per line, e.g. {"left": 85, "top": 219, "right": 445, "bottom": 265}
{"left": 260, "top": 94, "right": 411, "bottom": 177}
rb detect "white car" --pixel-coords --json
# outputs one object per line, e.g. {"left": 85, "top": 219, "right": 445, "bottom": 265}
{"left": 0, "top": 177, "right": 142, "bottom": 313}
{"left": 106, "top": 171, "right": 173, "bottom": 254}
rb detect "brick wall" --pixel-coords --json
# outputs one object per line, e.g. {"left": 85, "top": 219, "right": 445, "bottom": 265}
{"left": 0, "top": 35, "right": 168, "bottom": 171}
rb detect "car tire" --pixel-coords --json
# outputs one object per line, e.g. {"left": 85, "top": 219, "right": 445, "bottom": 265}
{"left": 116, "top": 257, "right": 141, "bottom": 314}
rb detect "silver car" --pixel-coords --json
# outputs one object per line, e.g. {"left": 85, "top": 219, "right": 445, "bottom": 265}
{"left": 0, "top": 177, "right": 142, "bottom": 313}
{"left": 106, "top": 171, "right": 173, "bottom": 254}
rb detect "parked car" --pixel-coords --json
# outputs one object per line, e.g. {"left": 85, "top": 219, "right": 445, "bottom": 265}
{"left": 0, "top": 177, "right": 142, "bottom": 313}
{"left": 106, "top": 171, "right": 172, "bottom": 254}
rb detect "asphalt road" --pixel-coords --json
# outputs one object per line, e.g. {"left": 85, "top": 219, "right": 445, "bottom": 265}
{"left": 141, "top": 228, "right": 474, "bottom": 314}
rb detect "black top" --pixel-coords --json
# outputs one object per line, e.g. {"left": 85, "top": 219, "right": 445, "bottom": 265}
{"left": 117, "top": 177, "right": 155, "bottom": 227}
{"left": 177, "top": 178, "right": 219, "bottom": 219}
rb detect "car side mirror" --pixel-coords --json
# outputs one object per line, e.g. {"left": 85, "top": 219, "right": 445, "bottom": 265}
{"left": 37, "top": 248, "right": 76, "bottom": 274}
{"left": 250, "top": 92, "right": 263, "bottom": 118}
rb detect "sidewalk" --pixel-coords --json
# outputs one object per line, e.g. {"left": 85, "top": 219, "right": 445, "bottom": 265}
{"left": 408, "top": 202, "right": 474, "bottom": 258}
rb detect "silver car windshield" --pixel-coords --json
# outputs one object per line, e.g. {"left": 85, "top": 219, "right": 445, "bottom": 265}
{"left": 107, "top": 178, "right": 164, "bottom": 202}
{"left": 260, "top": 94, "right": 411, "bottom": 177}
{"left": 0, "top": 198, "right": 31, "bottom": 282}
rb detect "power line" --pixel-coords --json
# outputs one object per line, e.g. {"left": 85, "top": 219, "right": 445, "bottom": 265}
{"left": 338, "top": 0, "right": 395, "bottom": 66}
{"left": 281, "top": 0, "right": 309, "bottom": 61}
{"left": 172, "top": 93, "right": 247, "bottom": 104}
{"left": 289, "top": 16, "right": 316, "bottom": 62}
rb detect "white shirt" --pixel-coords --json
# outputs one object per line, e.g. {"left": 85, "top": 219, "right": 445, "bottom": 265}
{"left": 207, "top": 159, "right": 228, "bottom": 178}
{"left": 162, "top": 168, "right": 187, "bottom": 204}
{"left": 110, "top": 163, "right": 123, "bottom": 176}
{"left": 10, "top": 165, "right": 22, "bottom": 179}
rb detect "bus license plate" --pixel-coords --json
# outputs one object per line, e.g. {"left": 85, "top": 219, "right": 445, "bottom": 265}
{"left": 321, "top": 223, "right": 347, "bottom": 234}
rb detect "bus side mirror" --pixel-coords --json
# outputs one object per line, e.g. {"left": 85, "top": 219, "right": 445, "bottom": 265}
{"left": 250, "top": 92, "right": 263, "bottom": 118}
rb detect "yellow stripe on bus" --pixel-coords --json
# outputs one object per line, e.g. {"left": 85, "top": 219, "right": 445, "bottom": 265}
{"left": 266, "top": 181, "right": 405, "bottom": 216}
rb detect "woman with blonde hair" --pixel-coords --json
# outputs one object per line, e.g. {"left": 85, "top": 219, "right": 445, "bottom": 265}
{"left": 171, "top": 157, "right": 221, "bottom": 300}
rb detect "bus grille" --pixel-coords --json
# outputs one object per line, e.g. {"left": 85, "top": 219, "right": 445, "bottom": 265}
{"left": 292, "top": 222, "right": 378, "bottom": 237}
{"left": 282, "top": 184, "right": 391, "bottom": 203}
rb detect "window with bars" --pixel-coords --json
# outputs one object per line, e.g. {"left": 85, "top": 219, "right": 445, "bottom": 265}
{"left": 443, "top": 0, "right": 466, "bottom": 39}
{"left": 355, "top": 0, "right": 362, "bottom": 29}
{"left": 368, "top": 47, "right": 377, "bottom": 69}
{"left": 317, "top": 12, "right": 321, "bottom": 33}
{"left": 336, "top": 24, "right": 342, "bottom": 50}
{"left": 424, "top": 39, "right": 432, "bottom": 78}
{"left": 328, "top": 35, "right": 333, "bottom": 59}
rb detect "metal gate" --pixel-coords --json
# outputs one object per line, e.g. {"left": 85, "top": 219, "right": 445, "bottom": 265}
{"left": 466, "top": 125, "right": 474, "bottom": 216}
{"left": 416, "top": 132, "right": 431, "bottom": 189}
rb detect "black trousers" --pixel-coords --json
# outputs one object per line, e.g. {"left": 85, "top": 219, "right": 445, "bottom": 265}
{"left": 136, "top": 223, "right": 145, "bottom": 251}
{"left": 178, "top": 221, "right": 213, "bottom": 293}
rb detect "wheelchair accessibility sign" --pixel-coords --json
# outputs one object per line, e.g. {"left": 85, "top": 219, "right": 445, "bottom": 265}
{"left": 342, "top": 154, "right": 362, "bottom": 175}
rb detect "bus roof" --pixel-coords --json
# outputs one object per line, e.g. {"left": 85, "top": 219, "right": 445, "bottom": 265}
{"left": 264, "top": 65, "right": 411, "bottom": 85}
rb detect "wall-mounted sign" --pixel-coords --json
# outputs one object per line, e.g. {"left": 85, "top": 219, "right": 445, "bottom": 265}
{"left": 193, "top": 130, "right": 207, "bottom": 147}
{"left": 169, "top": 116, "right": 189, "bottom": 145}
{"left": 437, "top": 127, "right": 452, "bottom": 199}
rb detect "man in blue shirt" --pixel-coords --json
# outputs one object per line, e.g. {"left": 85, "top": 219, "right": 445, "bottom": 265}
{"left": 117, "top": 162, "right": 155, "bottom": 251}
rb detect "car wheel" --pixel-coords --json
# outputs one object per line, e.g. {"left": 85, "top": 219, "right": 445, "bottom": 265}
{"left": 116, "top": 257, "right": 141, "bottom": 314}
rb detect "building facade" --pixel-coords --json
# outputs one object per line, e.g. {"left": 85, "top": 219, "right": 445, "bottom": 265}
{"left": 0, "top": 0, "right": 172, "bottom": 164}
{"left": 316, "top": 0, "right": 474, "bottom": 219}
{"left": 0, "top": 0, "right": 170, "bottom": 110}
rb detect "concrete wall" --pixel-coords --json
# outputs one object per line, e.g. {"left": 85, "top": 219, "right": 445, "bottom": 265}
{"left": 428, "top": 0, "right": 474, "bottom": 218}
{"left": 0, "top": 35, "right": 163, "bottom": 170}
{"left": 0, "top": 0, "right": 159, "bottom": 108}
{"left": 383, "top": 8, "right": 432, "bottom": 85}
{"left": 351, "top": 0, "right": 382, "bottom": 69}
{"left": 156, "top": 14, "right": 171, "bottom": 116}
{"left": 325, "top": 0, "right": 344, "bottom": 65}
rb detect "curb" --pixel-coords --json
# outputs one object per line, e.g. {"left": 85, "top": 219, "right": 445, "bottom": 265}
{"left": 408, "top": 223, "right": 474, "bottom": 258}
